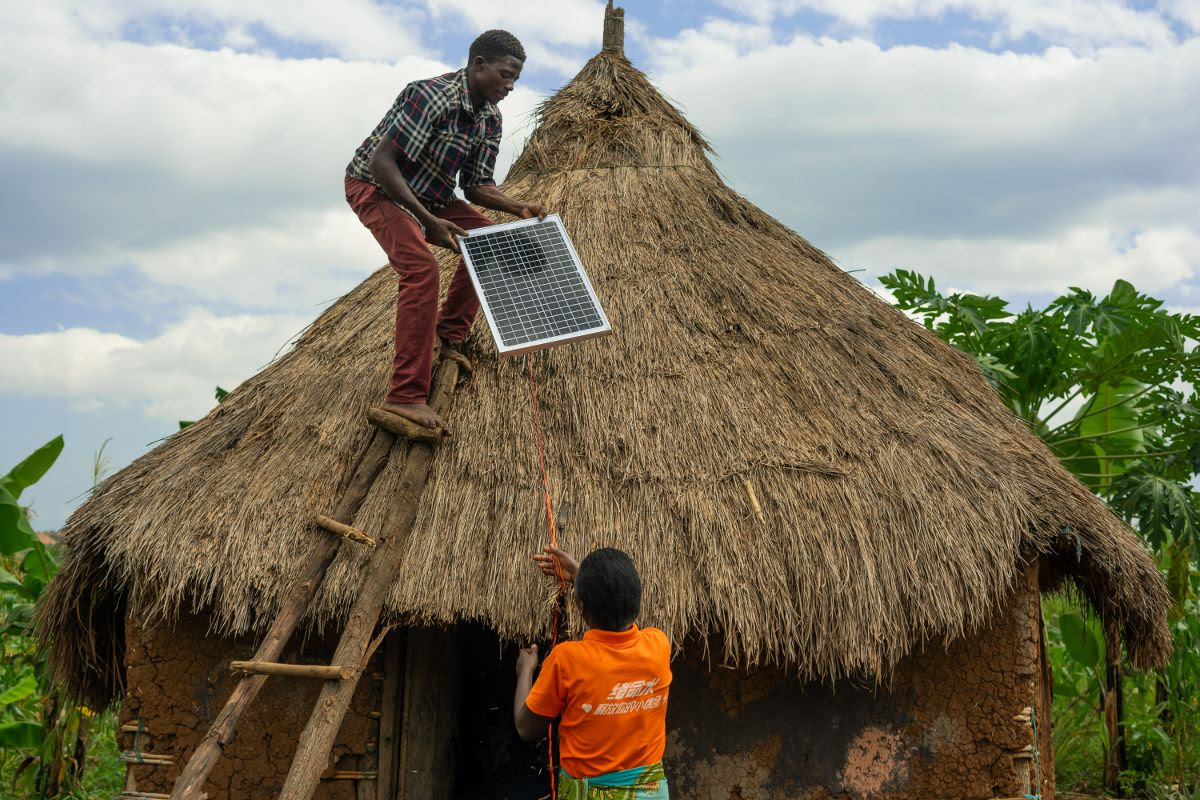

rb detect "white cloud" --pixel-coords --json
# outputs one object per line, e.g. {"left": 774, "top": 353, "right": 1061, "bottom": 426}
{"left": 0, "top": 310, "right": 310, "bottom": 421}
{"left": 842, "top": 224, "right": 1200, "bottom": 295}
{"left": 0, "top": 8, "right": 543, "bottom": 304}
{"left": 424, "top": 0, "right": 607, "bottom": 73}
{"left": 647, "top": 31, "right": 1200, "bottom": 300}
{"left": 126, "top": 209, "right": 383, "bottom": 308}
{"left": 713, "top": 0, "right": 1182, "bottom": 49}
{"left": 0, "top": 0, "right": 428, "bottom": 62}
{"left": 1160, "top": 0, "right": 1200, "bottom": 33}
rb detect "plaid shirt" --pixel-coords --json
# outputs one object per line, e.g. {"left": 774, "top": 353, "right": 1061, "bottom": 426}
{"left": 347, "top": 69, "right": 501, "bottom": 210}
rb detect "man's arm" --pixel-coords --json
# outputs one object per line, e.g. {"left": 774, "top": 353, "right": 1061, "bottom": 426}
{"left": 514, "top": 644, "right": 555, "bottom": 742}
{"left": 464, "top": 183, "right": 546, "bottom": 220}
{"left": 369, "top": 138, "right": 467, "bottom": 251}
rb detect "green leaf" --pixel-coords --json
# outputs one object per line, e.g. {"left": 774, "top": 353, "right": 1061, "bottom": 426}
{"left": 1059, "top": 612, "right": 1101, "bottom": 669}
{"left": 1109, "top": 466, "right": 1200, "bottom": 554}
{"left": 1056, "top": 379, "right": 1148, "bottom": 487}
{"left": 0, "top": 565, "right": 35, "bottom": 600}
{"left": 4, "top": 602, "right": 34, "bottom": 636}
{"left": 1166, "top": 543, "right": 1191, "bottom": 620}
{"left": 214, "top": 386, "right": 230, "bottom": 402}
{"left": 0, "top": 483, "right": 39, "bottom": 555}
{"left": 0, "top": 674, "right": 39, "bottom": 707}
{"left": 20, "top": 541, "right": 56, "bottom": 589}
{"left": 0, "top": 435, "right": 64, "bottom": 501}
{"left": 0, "top": 721, "right": 44, "bottom": 749}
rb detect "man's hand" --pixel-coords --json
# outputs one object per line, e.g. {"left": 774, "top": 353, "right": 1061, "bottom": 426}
{"left": 516, "top": 644, "right": 539, "bottom": 677}
{"left": 517, "top": 203, "right": 548, "bottom": 221}
{"left": 425, "top": 217, "right": 469, "bottom": 252}
{"left": 534, "top": 546, "right": 579, "bottom": 583}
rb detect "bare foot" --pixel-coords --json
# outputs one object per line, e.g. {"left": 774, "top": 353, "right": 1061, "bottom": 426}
{"left": 381, "top": 402, "right": 451, "bottom": 437}
{"left": 438, "top": 338, "right": 474, "bottom": 374}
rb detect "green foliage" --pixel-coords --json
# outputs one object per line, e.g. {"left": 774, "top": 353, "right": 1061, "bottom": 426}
{"left": 178, "top": 385, "right": 229, "bottom": 430}
{"left": 883, "top": 270, "right": 1200, "bottom": 795}
{"left": 0, "top": 437, "right": 122, "bottom": 798}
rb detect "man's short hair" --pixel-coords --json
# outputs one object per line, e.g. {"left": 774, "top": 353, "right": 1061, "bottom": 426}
{"left": 469, "top": 30, "right": 526, "bottom": 64}
{"left": 575, "top": 548, "right": 641, "bottom": 632}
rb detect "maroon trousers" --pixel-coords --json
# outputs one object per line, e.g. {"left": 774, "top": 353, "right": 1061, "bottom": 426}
{"left": 345, "top": 176, "right": 492, "bottom": 404}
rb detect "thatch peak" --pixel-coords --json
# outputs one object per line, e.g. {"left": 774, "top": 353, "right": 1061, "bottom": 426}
{"left": 38, "top": 30, "right": 1169, "bottom": 708}
{"left": 508, "top": 43, "right": 711, "bottom": 180}
{"left": 603, "top": 1, "right": 625, "bottom": 53}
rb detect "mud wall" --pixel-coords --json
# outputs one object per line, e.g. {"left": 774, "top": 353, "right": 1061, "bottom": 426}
{"left": 118, "top": 611, "right": 385, "bottom": 800}
{"left": 665, "top": 564, "right": 1053, "bottom": 800}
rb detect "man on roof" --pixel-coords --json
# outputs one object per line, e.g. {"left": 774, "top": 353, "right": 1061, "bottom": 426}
{"left": 515, "top": 546, "right": 672, "bottom": 799}
{"left": 345, "top": 29, "right": 544, "bottom": 434}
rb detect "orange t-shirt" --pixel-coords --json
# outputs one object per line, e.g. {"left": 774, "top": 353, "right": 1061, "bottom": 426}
{"left": 525, "top": 625, "right": 671, "bottom": 778}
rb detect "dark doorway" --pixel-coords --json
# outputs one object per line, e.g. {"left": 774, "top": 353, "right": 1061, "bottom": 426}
{"left": 453, "top": 624, "right": 556, "bottom": 799}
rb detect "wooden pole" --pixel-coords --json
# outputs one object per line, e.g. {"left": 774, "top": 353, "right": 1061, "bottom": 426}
{"left": 279, "top": 361, "right": 459, "bottom": 800}
{"left": 168, "top": 425, "right": 398, "bottom": 800}
{"left": 229, "top": 661, "right": 349, "bottom": 680}
{"left": 1102, "top": 618, "right": 1126, "bottom": 793}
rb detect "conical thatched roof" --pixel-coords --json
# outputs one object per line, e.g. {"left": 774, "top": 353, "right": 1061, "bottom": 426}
{"left": 40, "top": 33, "right": 1169, "bottom": 708}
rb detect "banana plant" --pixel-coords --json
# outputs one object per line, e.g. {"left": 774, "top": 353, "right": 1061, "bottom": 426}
{"left": 0, "top": 435, "right": 99, "bottom": 796}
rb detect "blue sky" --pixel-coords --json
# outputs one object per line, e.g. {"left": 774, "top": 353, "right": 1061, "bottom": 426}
{"left": 2, "top": 0, "right": 1198, "bottom": 529}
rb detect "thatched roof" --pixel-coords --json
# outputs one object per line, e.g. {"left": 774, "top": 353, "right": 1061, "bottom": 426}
{"left": 39, "top": 30, "right": 1169, "bottom": 708}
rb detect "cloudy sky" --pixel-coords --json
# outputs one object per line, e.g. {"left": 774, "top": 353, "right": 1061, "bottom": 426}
{"left": 2, "top": 0, "right": 1197, "bottom": 528}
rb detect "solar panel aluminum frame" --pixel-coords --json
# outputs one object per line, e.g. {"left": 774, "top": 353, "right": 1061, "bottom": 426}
{"left": 456, "top": 213, "right": 612, "bottom": 357}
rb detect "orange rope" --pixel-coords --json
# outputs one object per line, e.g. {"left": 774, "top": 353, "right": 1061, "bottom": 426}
{"left": 527, "top": 354, "right": 568, "bottom": 799}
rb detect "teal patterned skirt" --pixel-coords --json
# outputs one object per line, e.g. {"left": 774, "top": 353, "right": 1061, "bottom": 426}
{"left": 557, "top": 762, "right": 668, "bottom": 800}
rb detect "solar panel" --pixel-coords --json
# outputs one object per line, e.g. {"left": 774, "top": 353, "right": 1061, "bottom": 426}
{"left": 457, "top": 214, "right": 611, "bottom": 357}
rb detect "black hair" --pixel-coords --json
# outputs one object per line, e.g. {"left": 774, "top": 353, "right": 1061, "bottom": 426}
{"left": 575, "top": 548, "right": 641, "bottom": 631}
{"left": 468, "top": 30, "right": 526, "bottom": 64}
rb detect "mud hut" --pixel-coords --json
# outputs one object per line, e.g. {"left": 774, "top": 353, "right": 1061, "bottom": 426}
{"left": 38, "top": 6, "right": 1169, "bottom": 800}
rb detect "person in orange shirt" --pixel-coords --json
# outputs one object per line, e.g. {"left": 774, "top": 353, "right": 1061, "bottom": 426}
{"left": 514, "top": 546, "right": 671, "bottom": 799}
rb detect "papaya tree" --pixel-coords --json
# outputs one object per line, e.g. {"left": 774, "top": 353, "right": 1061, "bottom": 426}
{"left": 880, "top": 271, "right": 1200, "bottom": 791}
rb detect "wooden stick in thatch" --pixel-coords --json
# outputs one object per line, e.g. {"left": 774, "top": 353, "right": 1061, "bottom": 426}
{"left": 743, "top": 479, "right": 765, "bottom": 525}
{"left": 168, "top": 425, "right": 400, "bottom": 800}
{"left": 366, "top": 407, "right": 444, "bottom": 444}
{"left": 279, "top": 361, "right": 460, "bottom": 800}
{"left": 313, "top": 514, "right": 375, "bottom": 547}
{"left": 229, "top": 661, "right": 350, "bottom": 680}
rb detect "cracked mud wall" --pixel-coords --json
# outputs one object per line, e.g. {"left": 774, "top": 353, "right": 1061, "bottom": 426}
{"left": 118, "top": 611, "right": 384, "bottom": 800}
{"left": 665, "top": 563, "right": 1052, "bottom": 800}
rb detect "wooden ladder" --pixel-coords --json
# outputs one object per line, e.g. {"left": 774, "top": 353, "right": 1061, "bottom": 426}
{"left": 169, "top": 360, "right": 461, "bottom": 800}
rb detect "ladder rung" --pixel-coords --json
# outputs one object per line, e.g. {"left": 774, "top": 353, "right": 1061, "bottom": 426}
{"left": 366, "top": 407, "right": 444, "bottom": 444}
{"left": 120, "top": 723, "right": 148, "bottom": 734}
{"left": 230, "top": 661, "right": 351, "bottom": 680}
{"left": 322, "top": 771, "right": 378, "bottom": 781}
{"left": 119, "top": 793, "right": 171, "bottom": 799}
{"left": 120, "top": 751, "right": 174, "bottom": 765}
{"left": 313, "top": 514, "right": 376, "bottom": 547}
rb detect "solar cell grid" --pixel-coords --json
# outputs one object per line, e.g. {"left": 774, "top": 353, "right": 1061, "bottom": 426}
{"left": 458, "top": 215, "right": 610, "bottom": 356}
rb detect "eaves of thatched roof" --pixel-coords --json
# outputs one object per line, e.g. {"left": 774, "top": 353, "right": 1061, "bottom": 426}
{"left": 38, "top": 41, "right": 1169, "bottom": 708}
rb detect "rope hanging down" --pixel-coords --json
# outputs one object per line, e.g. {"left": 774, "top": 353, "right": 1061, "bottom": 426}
{"left": 526, "top": 354, "right": 570, "bottom": 798}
